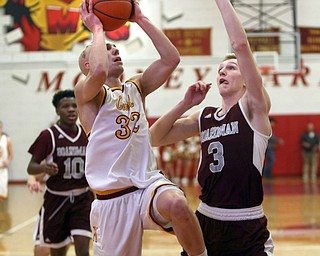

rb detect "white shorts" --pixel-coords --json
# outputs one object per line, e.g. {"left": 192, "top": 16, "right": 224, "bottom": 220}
{"left": 90, "top": 177, "right": 182, "bottom": 256}
{"left": 0, "top": 168, "right": 8, "bottom": 199}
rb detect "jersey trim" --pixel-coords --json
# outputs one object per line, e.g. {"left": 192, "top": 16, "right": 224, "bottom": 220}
{"left": 238, "top": 99, "right": 271, "bottom": 138}
{"left": 53, "top": 124, "right": 82, "bottom": 143}
{"left": 47, "top": 128, "right": 55, "bottom": 160}
{"left": 198, "top": 202, "right": 265, "bottom": 221}
{"left": 47, "top": 187, "right": 89, "bottom": 197}
{"left": 126, "top": 79, "right": 142, "bottom": 96}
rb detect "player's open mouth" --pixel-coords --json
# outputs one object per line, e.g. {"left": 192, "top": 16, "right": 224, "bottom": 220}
{"left": 219, "top": 78, "right": 228, "bottom": 84}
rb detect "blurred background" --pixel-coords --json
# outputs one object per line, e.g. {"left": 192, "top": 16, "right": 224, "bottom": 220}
{"left": 0, "top": 0, "right": 320, "bottom": 255}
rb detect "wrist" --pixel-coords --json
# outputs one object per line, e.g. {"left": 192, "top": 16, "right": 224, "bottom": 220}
{"left": 41, "top": 164, "right": 47, "bottom": 174}
{"left": 92, "top": 26, "right": 104, "bottom": 34}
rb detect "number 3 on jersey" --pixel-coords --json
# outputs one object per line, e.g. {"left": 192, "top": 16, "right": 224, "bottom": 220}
{"left": 208, "top": 141, "right": 225, "bottom": 173}
{"left": 115, "top": 112, "right": 140, "bottom": 139}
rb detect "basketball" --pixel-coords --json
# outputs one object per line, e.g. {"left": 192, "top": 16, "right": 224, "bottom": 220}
{"left": 86, "top": 0, "right": 133, "bottom": 31}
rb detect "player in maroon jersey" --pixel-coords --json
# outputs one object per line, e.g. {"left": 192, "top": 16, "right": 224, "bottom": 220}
{"left": 27, "top": 89, "right": 93, "bottom": 256}
{"left": 150, "top": 0, "right": 274, "bottom": 255}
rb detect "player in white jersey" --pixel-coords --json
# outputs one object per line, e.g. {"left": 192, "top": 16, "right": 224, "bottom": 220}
{"left": 74, "top": 1, "right": 207, "bottom": 255}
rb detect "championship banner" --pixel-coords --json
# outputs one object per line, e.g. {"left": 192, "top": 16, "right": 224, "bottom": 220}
{"left": 299, "top": 27, "right": 320, "bottom": 54}
{"left": 164, "top": 28, "right": 211, "bottom": 56}
{"left": 246, "top": 28, "right": 280, "bottom": 53}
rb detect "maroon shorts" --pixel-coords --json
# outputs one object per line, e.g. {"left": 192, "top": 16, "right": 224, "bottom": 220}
{"left": 181, "top": 211, "right": 273, "bottom": 256}
{"left": 34, "top": 189, "right": 94, "bottom": 247}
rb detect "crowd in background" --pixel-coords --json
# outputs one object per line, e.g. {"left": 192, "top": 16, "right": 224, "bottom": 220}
{"left": 154, "top": 135, "right": 200, "bottom": 186}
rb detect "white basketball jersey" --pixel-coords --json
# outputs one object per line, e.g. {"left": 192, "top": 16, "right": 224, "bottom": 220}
{"left": 85, "top": 81, "right": 162, "bottom": 191}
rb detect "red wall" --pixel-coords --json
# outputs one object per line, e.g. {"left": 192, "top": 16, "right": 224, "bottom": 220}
{"left": 269, "top": 114, "right": 320, "bottom": 177}
{"left": 149, "top": 114, "right": 320, "bottom": 177}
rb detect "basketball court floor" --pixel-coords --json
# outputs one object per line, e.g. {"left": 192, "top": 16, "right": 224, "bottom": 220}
{"left": 0, "top": 177, "right": 319, "bottom": 255}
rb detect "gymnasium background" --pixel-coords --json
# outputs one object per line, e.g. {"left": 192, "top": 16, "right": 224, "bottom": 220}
{"left": 0, "top": 0, "right": 319, "bottom": 181}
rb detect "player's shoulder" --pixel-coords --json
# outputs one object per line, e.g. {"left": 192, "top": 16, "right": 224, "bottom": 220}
{"left": 128, "top": 73, "right": 142, "bottom": 82}
{"left": 124, "top": 75, "right": 143, "bottom": 94}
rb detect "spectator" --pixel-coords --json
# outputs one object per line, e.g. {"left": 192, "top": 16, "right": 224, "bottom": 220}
{"left": 263, "top": 117, "right": 284, "bottom": 179}
{"left": 301, "top": 122, "right": 319, "bottom": 181}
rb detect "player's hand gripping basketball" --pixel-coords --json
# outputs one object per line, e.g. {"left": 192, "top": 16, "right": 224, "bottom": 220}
{"left": 80, "top": 0, "right": 103, "bottom": 33}
{"left": 129, "top": 0, "right": 142, "bottom": 23}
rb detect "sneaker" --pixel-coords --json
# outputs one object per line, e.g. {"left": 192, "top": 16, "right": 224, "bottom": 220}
{"left": 181, "top": 177, "right": 189, "bottom": 186}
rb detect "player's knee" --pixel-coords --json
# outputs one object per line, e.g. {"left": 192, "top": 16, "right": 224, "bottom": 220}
{"left": 168, "top": 194, "right": 192, "bottom": 220}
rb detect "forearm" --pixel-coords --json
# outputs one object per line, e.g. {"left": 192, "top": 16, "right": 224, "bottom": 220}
{"left": 215, "top": 0, "right": 248, "bottom": 50}
{"left": 27, "top": 162, "right": 45, "bottom": 175}
{"left": 151, "top": 81, "right": 209, "bottom": 146}
{"left": 150, "top": 100, "right": 191, "bottom": 147}
{"left": 90, "top": 28, "right": 108, "bottom": 73}
{"left": 136, "top": 16, "right": 179, "bottom": 66}
{"left": 78, "top": 29, "right": 107, "bottom": 103}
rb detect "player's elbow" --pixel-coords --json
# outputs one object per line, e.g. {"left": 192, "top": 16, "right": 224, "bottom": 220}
{"left": 162, "top": 51, "right": 180, "bottom": 70}
{"left": 169, "top": 53, "right": 180, "bottom": 69}
{"left": 231, "top": 39, "right": 249, "bottom": 53}
{"left": 172, "top": 53, "right": 181, "bottom": 66}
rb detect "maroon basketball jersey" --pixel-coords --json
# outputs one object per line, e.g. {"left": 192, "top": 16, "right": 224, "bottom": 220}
{"left": 197, "top": 102, "right": 266, "bottom": 209}
{"left": 28, "top": 124, "right": 88, "bottom": 191}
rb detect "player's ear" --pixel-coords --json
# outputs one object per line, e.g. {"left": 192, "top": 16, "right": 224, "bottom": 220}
{"left": 84, "top": 61, "right": 90, "bottom": 70}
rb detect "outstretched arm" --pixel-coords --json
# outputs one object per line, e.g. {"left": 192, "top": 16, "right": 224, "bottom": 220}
{"left": 129, "top": 0, "right": 180, "bottom": 97}
{"left": 215, "top": 0, "right": 271, "bottom": 135}
{"left": 150, "top": 81, "right": 211, "bottom": 147}
{"left": 75, "top": 0, "right": 107, "bottom": 103}
{"left": 75, "top": 0, "right": 108, "bottom": 132}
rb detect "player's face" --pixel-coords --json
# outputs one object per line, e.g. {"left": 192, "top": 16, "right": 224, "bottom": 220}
{"left": 56, "top": 97, "right": 78, "bottom": 126}
{"left": 106, "top": 43, "right": 124, "bottom": 76}
{"left": 216, "top": 59, "right": 245, "bottom": 96}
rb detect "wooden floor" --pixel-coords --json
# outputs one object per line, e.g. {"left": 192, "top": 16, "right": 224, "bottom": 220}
{"left": 0, "top": 177, "right": 320, "bottom": 255}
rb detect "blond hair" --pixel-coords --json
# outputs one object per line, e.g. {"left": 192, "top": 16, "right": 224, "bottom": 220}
{"left": 222, "top": 53, "right": 237, "bottom": 61}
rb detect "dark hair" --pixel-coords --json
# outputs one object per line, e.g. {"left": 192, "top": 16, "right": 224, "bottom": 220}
{"left": 52, "top": 89, "right": 75, "bottom": 108}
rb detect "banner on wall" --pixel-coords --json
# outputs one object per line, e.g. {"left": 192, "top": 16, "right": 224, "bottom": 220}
{"left": 299, "top": 27, "right": 320, "bottom": 54}
{"left": 246, "top": 27, "right": 280, "bottom": 53}
{"left": 164, "top": 28, "right": 211, "bottom": 56}
{"left": 0, "top": 0, "right": 130, "bottom": 51}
